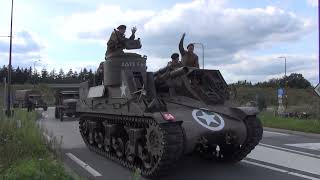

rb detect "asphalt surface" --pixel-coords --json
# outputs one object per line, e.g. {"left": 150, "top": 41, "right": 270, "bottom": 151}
{"left": 39, "top": 107, "right": 320, "bottom": 180}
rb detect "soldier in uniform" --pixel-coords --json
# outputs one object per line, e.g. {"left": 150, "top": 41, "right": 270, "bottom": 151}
{"left": 179, "top": 33, "right": 199, "bottom": 68}
{"left": 105, "top": 25, "right": 137, "bottom": 59}
{"left": 27, "top": 96, "right": 33, "bottom": 112}
{"left": 167, "top": 53, "right": 182, "bottom": 70}
{"left": 95, "top": 61, "right": 104, "bottom": 85}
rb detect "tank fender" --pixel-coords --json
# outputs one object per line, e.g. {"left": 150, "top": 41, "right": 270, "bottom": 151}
{"left": 230, "top": 107, "right": 259, "bottom": 120}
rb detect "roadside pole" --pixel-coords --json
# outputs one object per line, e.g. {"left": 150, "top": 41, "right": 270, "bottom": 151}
{"left": 3, "top": 78, "right": 7, "bottom": 109}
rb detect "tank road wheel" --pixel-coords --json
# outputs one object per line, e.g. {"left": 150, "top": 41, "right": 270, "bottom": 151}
{"left": 125, "top": 141, "right": 135, "bottom": 163}
{"left": 215, "top": 116, "right": 263, "bottom": 163}
{"left": 140, "top": 122, "right": 184, "bottom": 178}
{"left": 112, "top": 137, "right": 126, "bottom": 158}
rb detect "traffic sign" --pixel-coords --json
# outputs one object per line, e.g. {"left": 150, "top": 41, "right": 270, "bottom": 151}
{"left": 315, "top": 83, "right": 320, "bottom": 97}
{"left": 278, "top": 88, "right": 284, "bottom": 97}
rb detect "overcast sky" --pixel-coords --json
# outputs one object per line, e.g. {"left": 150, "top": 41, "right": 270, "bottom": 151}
{"left": 0, "top": 0, "right": 318, "bottom": 84}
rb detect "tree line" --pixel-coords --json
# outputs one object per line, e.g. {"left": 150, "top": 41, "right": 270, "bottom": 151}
{"left": 232, "top": 73, "right": 312, "bottom": 89}
{"left": 0, "top": 65, "right": 313, "bottom": 89}
{"left": 0, "top": 65, "right": 96, "bottom": 84}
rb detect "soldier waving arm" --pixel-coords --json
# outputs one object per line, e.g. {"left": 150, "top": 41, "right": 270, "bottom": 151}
{"left": 179, "top": 33, "right": 186, "bottom": 56}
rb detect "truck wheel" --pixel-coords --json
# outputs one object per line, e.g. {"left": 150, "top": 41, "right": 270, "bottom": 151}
{"left": 60, "top": 111, "right": 64, "bottom": 122}
{"left": 55, "top": 108, "right": 60, "bottom": 119}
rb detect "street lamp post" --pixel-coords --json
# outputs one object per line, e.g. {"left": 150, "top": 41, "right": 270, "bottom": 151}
{"left": 193, "top": 42, "right": 205, "bottom": 69}
{"left": 278, "top": 56, "right": 288, "bottom": 109}
{"left": 6, "top": 0, "right": 14, "bottom": 117}
{"left": 278, "top": 56, "right": 287, "bottom": 78}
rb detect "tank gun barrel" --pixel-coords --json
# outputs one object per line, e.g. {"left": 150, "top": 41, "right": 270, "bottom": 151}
{"left": 154, "top": 67, "right": 189, "bottom": 84}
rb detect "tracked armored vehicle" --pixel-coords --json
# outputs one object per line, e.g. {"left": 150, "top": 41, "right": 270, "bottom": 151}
{"left": 77, "top": 40, "right": 263, "bottom": 178}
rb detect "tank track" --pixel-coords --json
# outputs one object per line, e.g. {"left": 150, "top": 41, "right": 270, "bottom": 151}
{"left": 218, "top": 115, "right": 263, "bottom": 162}
{"left": 79, "top": 113, "right": 184, "bottom": 178}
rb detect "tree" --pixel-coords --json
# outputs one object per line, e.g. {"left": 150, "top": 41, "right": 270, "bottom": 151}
{"left": 285, "top": 73, "right": 311, "bottom": 89}
{"left": 41, "top": 68, "right": 49, "bottom": 82}
{"left": 57, "top": 69, "right": 65, "bottom": 79}
{"left": 49, "top": 69, "right": 56, "bottom": 81}
{"left": 66, "top": 69, "right": 73, "bottom": 79}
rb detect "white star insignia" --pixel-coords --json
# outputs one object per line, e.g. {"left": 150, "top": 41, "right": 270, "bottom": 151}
{"left": 197, "top": 112, "right": 220, "bottom": 126}
{"left": 120, "top": 81, "right": 127, "bottom": 97}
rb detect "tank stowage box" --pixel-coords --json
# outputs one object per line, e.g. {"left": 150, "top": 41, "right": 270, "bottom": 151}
{"left": 77, "top": 52, "right": 263, "bottom": 178}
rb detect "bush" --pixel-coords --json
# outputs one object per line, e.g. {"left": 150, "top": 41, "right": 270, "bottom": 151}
{"left": 2, "top": 158, "right": 72, "bottom": 180}
{"left": 0, "top": 109, "right": 73, "bottom": 179}
{"left": 0, "top": 110, "right": 46, "bottom": 168}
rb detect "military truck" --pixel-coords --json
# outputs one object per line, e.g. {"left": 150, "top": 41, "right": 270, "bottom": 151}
{"left": 55, "top": 90, "right": 80, "bottom": 121}
{"left": 13, "top": 89, "right": 48, "bottom": 111}
{"left": 76, "top": 39, "right": 262, "bottom": 178}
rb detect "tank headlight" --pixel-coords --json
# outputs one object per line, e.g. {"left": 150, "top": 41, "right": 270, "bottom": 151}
{"left": 162, "top": 113, "right": 175, "bottom": 121}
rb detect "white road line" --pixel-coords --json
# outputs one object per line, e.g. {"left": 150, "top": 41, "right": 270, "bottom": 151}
{"left": 242, "top": 160, "right": 287, "bottom": 173}
{"left": 285, "top": 143, "right": 320, "bottom": 151}
{"left": 263, "top": 130, "right": 290, "bottom": 136}
{"left": 248, "top": 145, "right": 320, "bottom": 176}
{"left": 243, "top": 160, "right": 320, "bottom": 180}
{"left": 260, "top": 143, "right": 320, "bottom": 158}
{"left": 66, "top": 153, "right": 102, "bottom": 177}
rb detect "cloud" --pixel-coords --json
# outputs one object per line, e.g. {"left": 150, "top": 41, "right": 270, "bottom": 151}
{"left": 307, "top": 0, "right": 318, "bottom": 7}
{"left": 54, "top": 0, "right": 313, "bottom": 59}
{"left": 0, "top": 30, "right": 46, "bottom": 68}
{"left": 52, "top": 0, "right": 316, "bottom": 85}
{"left": 216, "top": 53, "right": 318, "bottom": 85}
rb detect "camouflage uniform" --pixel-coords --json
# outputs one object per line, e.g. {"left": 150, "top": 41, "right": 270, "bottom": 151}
{"left": 167, "top": 61, "right": 182, "bottom": 71}
{"left": 105, "top": 30, "right": 135, "bottom": 59}
{"left": 179, "top": 36, "right": 199, "bottom": 68}
{"left": 96, "top": 62, "right": 104, "bottom": 85}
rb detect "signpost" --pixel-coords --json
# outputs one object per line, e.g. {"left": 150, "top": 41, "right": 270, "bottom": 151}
{"left": 277, "top": 88, "right": 285, "bottom": 114}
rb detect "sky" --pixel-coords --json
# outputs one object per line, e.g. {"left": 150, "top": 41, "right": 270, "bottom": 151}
{"left": 0, "top": 0, "right": 318, "bottom": 85}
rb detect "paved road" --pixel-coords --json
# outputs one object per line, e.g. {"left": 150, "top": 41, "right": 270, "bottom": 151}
{"left": 39, "top": 107, "right": 320, "bottom": 180}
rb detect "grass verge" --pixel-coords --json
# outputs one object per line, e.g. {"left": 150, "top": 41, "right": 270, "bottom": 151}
{"left": 0, "top": 109, "right": 73, "bottom": 180}
{"left": 259, "top": 111, "right": 320, "bottom": 134}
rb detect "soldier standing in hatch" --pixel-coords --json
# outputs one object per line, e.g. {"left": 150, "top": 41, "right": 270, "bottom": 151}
{"left": 95, "top": 61, "right": 104, "bottom": 85}
{"left": 27, "top": 97, "right": 33, "bottom": 112}
{"left": 105, "top": 25, "right": 137, "bottom": 59}
{"left": 167, "top": 53, "right": 182, "bottom": 70}
{"left": 179, "top": 33, "right": 199, "bottom": 68}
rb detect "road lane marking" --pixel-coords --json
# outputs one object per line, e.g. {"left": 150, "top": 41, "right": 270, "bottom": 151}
{"left": 242, "top": 160, "right": 287, "bottom": 173}
{"left": 285, "top": 143, "right": 320, "bottom": 151}
{"left": 243, "top": 160, "right": 320, "bottom": 180}
{"left": 248, "top": 145, "right": 320, "bottom": 176}
{"left": 66, "top": 153, "right": 102, "bottom": 177}
{"left": 260, "top": 143, "right": 320, "bottom": 159}
{"left": 263, "top": 130, "right": 290, "bottom": 137}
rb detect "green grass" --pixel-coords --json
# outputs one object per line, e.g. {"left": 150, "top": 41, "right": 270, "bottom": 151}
{"left": 0, "top": 109, "right": 73, "bottom": 180}
{"left": 259, "top": 111, "right": 320, "bottom": 134}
